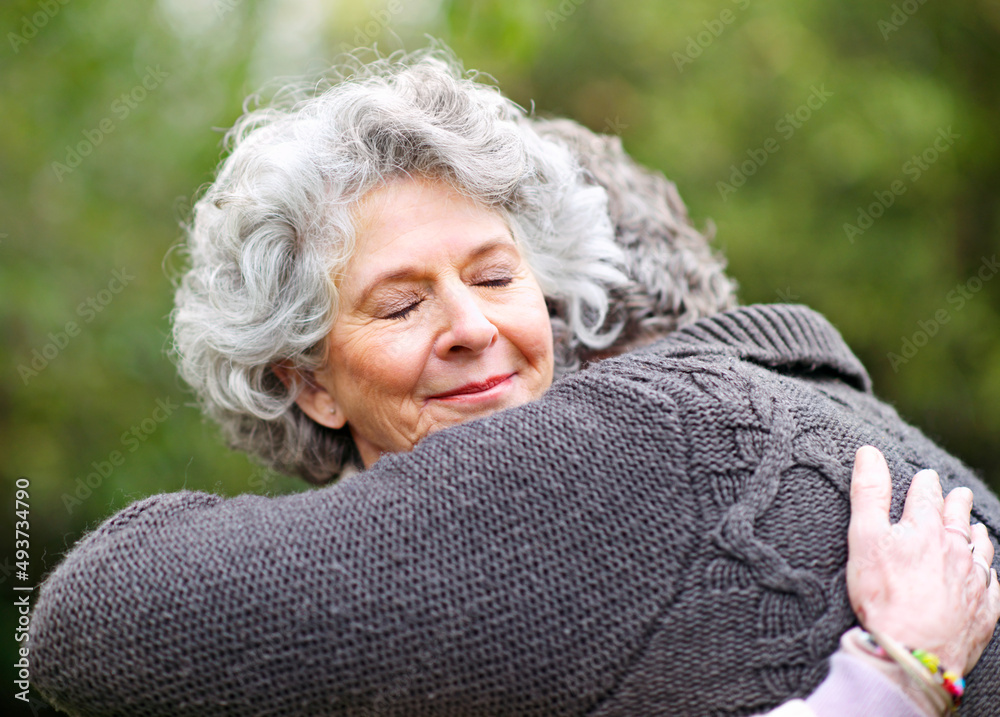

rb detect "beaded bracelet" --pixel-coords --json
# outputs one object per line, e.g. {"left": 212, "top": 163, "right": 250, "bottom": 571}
{"left": 911, "top": 647, "right": 965, "bottom": 708}
{"left": 862, "top": 628, "right": 964, "bottom": 713}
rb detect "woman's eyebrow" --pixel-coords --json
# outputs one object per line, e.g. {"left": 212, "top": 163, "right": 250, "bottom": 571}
{"left": 468, "top": 235, "right": 520, "bottom": 262}
{"left": 354, "top": 235, "right": 518, "bottom": 305}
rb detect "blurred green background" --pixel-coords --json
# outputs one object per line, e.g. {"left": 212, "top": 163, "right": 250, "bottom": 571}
{"left": 2, "top": 0, "right": 999, "bottom": 713}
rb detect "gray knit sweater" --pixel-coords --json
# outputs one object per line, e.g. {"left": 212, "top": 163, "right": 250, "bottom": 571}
{"left": 29, "top": 305, "right": 1000, "bottom": 716}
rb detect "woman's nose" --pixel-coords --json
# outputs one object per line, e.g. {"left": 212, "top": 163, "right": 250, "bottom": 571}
{"left": 435, "top": 287, "right": 499, "bottom": 358}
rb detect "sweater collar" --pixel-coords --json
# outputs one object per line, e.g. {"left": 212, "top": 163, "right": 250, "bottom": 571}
{"left": 644, "top": 304, "right": 872, "bottom": 393}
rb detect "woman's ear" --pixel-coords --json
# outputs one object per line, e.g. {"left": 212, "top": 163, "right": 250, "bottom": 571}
{"left": 271, "top": 363, "right": 347, "bottom": 430}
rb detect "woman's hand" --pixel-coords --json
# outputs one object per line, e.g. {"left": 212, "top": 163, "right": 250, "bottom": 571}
{"left": 847, "top": 445, "right": 1000, "bottom": 675}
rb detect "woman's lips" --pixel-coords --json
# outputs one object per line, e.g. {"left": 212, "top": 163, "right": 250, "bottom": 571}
{"left": 428, "top": 373, "right": 515, "bottom": 400}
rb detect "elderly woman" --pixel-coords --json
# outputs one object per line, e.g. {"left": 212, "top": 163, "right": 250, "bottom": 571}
{"left": 30, "top": 50, "right": 999, "bottom": 716}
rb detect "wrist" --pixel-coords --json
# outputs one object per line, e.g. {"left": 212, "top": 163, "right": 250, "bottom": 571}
{"left": 841, "top": 627, "right": 962, "bottom": 716}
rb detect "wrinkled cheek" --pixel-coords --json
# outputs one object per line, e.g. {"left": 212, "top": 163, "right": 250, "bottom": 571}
{"left": 351, "top": 337, "right": 428, "bottom": 406}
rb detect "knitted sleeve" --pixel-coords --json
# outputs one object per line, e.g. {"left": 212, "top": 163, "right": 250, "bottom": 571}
{"left": 29, "top": 362, "right": 706, "bottom": 716}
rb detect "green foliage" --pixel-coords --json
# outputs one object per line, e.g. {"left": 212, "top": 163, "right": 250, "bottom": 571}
{"left": 2, "top": 1, "right": 998, "bottom": 712}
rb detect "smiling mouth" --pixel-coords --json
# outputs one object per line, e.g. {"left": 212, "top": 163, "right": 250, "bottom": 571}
{"left": 428, "top": 373, "right": 515, "bottom": 400}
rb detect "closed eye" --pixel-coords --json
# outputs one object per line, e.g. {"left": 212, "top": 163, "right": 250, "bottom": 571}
{"left": 476, "top": 277, "right": 513, "bottom": 288}
{"left": 383, "top": 300, "right": 422, "bottom": 320}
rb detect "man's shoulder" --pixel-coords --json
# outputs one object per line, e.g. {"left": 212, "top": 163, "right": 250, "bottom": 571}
{"left": 608, "top": 303, "right": 872, "bottom": 393}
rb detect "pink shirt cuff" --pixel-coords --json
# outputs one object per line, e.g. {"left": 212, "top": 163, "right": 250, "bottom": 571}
{"left": 805, "top": 651, "right": 928, "bottom": 717}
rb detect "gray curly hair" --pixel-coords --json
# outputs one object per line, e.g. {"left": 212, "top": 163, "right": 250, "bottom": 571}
{"left": 172, "top": 48, "right": 737, "bottom": 484}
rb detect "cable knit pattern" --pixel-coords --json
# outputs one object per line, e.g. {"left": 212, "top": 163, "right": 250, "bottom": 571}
{"left": 29, "top": 305, "right": 1000, "bottom": 716}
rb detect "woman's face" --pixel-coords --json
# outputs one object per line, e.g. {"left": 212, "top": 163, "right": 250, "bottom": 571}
{"left": 296, "top": 177, "right": 554, "bottom": 467}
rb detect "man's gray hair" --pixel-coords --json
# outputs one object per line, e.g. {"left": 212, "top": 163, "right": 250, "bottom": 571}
{"left": 172, "top": 47, "right": 736, "bottom": 483}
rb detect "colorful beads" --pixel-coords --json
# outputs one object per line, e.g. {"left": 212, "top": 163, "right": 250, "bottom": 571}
{"left": 912, "top": 647, "right": 964, "bottom": 708}
{"left": 861, "top": 629, "right": 964, "bottom": 712}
